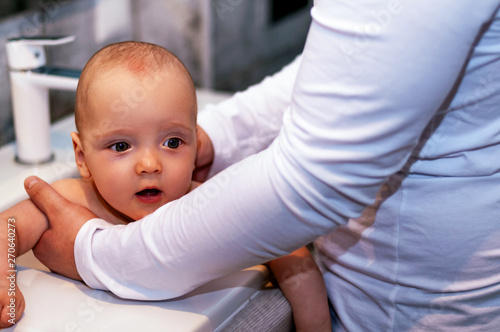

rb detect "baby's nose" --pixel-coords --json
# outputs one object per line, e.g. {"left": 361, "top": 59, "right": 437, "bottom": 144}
{"left": 136, "top": 150, "right": 161, "bottom": 174}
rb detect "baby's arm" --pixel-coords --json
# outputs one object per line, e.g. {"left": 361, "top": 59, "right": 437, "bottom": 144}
{"left": 267, "top": 246, "right": 332, "bottom": 332}
{"left": 0, "top": 179, "right": 83, "bottom": 327}
{"left": 0, "top": 198, "right": 49, "bottom": 327}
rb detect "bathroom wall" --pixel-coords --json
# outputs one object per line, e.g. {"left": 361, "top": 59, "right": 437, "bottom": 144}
{"left": 0, "top": 0, "right": 311, "bottom": 148}
{"left": 211, "top": 0, "right": 312, "bottom": 92}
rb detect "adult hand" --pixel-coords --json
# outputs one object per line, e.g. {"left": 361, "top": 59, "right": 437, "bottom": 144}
{"left": 193, "top": 124, "right": 214, "bottom": 182}
{"left": 24, "top": 176, "right": 96, "bottom": 281}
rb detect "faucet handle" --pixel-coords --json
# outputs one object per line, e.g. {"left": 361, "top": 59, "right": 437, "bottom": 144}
{"left": 6, "top": 36, "right": 75, "bottom": 71}
{"left": 7, "top": 35, "right": 75, "bottom": 46}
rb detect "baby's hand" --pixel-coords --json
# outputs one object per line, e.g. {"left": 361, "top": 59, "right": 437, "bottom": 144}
{"left": 0, "top": 277, "right": 25, "bottom": 328}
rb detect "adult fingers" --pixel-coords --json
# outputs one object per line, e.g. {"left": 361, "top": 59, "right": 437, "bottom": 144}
{"left": 24, "top": 176, "right": 68, "bottom": 218}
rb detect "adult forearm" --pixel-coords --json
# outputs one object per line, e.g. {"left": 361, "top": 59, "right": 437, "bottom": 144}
{"left": 75, "top": 149, "right": 339, "bottom": 299}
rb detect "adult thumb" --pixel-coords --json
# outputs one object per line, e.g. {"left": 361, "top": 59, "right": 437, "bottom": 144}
{"left": 24, "top": 176, "right": 67, "bottom": 216}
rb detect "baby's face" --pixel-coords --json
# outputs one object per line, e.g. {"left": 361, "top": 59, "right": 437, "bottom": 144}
{"left": 78, "top": 67, "right": 197, "bottom": 220}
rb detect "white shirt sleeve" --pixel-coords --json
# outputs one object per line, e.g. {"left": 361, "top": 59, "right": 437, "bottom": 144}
{"left": 75, "top": 0, "right": 500, "bottom": 300}
{"left": 197, "top": 55, "right": 301, "bottom": 177}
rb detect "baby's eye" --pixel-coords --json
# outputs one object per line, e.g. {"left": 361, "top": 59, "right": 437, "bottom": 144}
{"left": 110, "top": 142, "right": 130, "bottom": 152}
{"left": 164, "top": 138, "right": 181, "bottom": 149}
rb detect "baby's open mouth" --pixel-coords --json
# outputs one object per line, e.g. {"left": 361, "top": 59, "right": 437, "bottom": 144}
{"left": 135, "top": 188, "right": 163, "bottom": 204}
{"left": 136, "top": 188, "right": 161, "bottom": 197}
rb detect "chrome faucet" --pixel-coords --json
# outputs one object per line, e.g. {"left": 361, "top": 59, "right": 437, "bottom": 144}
{"left": 6, "top": 36, "right": 81, "bottom": 165}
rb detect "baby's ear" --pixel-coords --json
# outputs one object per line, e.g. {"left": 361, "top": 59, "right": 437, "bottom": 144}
{"left": 71, "top": 132, "right": 91, "bottom": 178}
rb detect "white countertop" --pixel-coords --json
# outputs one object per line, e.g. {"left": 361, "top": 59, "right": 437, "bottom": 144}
{"left": 1, "top": 89, "right": 269, "bottom": 331}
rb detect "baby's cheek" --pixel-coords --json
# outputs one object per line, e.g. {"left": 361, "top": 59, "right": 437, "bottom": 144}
{"left": 97, "top": 178, "right": 128, "bottom": 211}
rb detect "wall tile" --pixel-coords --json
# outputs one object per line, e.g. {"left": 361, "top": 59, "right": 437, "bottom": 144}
{"left": 212, "top": 0, "right": 312, "bottom": 91}
{"left": 44, "top": 1, "right": 98, "bottom": 124}
{"left": 133, "top": 0, "right": 203, "bottom": 86}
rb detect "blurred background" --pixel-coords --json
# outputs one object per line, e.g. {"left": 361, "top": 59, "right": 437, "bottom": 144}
{"left": 0, "top": 0, "right": 312, "bottom": 148}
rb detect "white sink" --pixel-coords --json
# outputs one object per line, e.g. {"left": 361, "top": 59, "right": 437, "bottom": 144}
{"left": 7, "top": 265, "right": 267, "bottom": 332}
{"left": 1, "top": 89, "right": 269, "bottom": 331}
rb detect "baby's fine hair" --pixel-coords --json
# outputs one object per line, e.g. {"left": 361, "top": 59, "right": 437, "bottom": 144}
{"left": 75, "top": 41, "right": 195, "bottom": 132}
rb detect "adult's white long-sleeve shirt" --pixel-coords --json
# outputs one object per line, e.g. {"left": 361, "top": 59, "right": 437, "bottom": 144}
{"left": 75, "top": 1, "right": 500, "bottom": 330}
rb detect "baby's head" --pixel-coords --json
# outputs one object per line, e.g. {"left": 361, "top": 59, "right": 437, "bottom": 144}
{"left": 72, "top": 41, "right": 198, "bottom": 221}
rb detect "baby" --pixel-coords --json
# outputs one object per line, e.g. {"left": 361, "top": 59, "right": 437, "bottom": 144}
{"left": 0, "top": 41, "right": 330, "bottom": 331}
